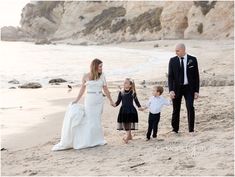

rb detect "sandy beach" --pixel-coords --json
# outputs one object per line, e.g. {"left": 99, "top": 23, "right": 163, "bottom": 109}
{"left": 1, "top": 40, "right": 234, "bottom": 176}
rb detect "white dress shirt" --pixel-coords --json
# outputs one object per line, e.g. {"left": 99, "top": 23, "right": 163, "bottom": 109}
{"left": 178, "top": 54, "right": 188, "bottom": 85}
{"left": 146, "top": 96, "right": 171, "bottom": 114}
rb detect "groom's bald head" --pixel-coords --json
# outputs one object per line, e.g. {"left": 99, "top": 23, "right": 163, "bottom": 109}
{"left": 175, "top": 43, "right": 186, "bottom": 57}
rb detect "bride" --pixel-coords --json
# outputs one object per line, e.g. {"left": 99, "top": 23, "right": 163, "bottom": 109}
{"left": 52, "top": 58, "right": 114, "bottom": 151}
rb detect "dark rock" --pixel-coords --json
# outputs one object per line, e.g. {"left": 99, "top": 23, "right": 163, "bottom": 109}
{"left": 19, "top": 82, "right": 42, "bottom": 89}
{"left": 197, "top": 23, "right": 203, "bottom": 34}
{"left": 140, "top": 80, "right": 146, "bottom": 85}
{"left": 194, "top": 1, "right": 217, "bottom": 15}
{"left": 49, "top": 78, "right": 67, "bottom": 84}
{"left": 35, "top": 38, "right": 51, "bottom": 45}
{"left": 8, "top": 79, "right": 20, "bottom": 84}
{"left": 127, "top": 7, "right": 163, "bottom": 34}
{"left": 1, "top": 148, "right": 7, "bottom": 151}
{"left": 83, "top": 6, "right": 126, "bottom": 35}
{"left": 154, "top": 44, "right": 159, "bottom": 48}
{"left": 79, "top": 41, "right": 88, "bottom": 46}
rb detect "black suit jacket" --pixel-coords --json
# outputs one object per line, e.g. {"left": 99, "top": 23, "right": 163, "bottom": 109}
{"left": 168, "top": 54, "right": 200, "bottom": 96}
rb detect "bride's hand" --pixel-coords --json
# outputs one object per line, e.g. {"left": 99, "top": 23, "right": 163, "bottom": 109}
{"left": 72, "top": 100, "right": 78, "bottom": 104}
{"left": 110, "top": 101, "right": 115, "bottom": 107}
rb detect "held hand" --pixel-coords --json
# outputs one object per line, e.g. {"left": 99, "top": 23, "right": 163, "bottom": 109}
{"left": 169, "top": 91, "right": 176, "bottom": 99}
{"left": 194, "top": 92, "right": 199, "bottom": 99}
{"left": 72, "top": 100, "right": 78, "bottom": 104}
{"left": 138, "top": 107, "right": 144, "bottom": 111}
{"left": 110, "top": 101, "right": 116, "bottom": 107}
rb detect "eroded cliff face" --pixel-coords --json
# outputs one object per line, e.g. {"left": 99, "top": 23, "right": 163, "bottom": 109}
{"left": 1, "top": 1, "right": 234, "bottom": 43}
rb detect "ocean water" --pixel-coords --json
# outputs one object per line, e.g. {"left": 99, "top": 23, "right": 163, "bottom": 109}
{"left": 0, "top": 41, "right": 174, "bottom": 88}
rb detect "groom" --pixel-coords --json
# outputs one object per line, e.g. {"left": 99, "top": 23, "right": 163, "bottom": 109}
{"left": 168, "top": 43, "right": 200, "bottom": 133}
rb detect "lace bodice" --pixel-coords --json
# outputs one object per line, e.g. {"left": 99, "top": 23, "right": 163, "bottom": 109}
{"left": 85, "top": 73, "right": 107, "bottom": 93}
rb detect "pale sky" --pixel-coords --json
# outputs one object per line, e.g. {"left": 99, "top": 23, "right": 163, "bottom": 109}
{"left": 0, "top": 0, "right": 30, "bottom": 27}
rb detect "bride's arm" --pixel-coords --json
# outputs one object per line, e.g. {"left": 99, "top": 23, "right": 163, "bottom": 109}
{"left": 103, "top": 85, "right": 114, "bottom": 105}
{"left": 102, "top": 74, "right": 114, "bottom": 105}
{"left": 73, "top": 74, "right": 87, "bottom": 104}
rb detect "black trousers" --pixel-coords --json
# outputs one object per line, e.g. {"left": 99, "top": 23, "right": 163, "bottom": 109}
{"left": 146, "top": 112, "right": 160, "bottom": 139}
{"left": 172, "top": 84, "right": 195, "bottom": 132}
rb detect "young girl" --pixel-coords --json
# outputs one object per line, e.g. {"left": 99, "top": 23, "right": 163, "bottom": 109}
{"left": 112, "top": 78, "right": 141, "bottom": 143}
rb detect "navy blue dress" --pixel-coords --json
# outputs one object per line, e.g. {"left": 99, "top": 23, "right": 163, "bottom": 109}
{"left": 115, "top": 89, "right": 141, "bottom": 130}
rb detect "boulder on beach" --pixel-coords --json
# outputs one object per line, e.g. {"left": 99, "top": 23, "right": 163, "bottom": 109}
{"left": 49, "top": 78, "right": 67, "bottom": 84}
{"left": 35, "top": 38, "right": 51, "bottom": 45}
{"left": 8, "top": 79, "right": 20, "bottom": 84}
{"left": 18, "top": 82, "right": 42, "bottom": 89}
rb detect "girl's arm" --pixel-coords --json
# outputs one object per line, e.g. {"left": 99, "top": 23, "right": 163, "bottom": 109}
{"left": 114, "top": 92, "right": 122, "bottom": 107}
{"left": 139, "top": 98, "right": 151, "bottom": 111}
{"left": 73, "top": 74, "right": 87, "bottom": 104}
{"left": 133, "top": 93, "right": 141, "bottom": 108}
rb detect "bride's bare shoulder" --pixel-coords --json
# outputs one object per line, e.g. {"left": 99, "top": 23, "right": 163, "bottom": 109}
{"left": 83, "top": 73, "right": 90, "bottom": 81}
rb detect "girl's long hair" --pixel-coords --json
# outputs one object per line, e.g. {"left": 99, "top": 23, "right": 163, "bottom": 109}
{"left": 90, "top": 58, "right": 102, "bottom": 80}
{"left": 125, "top": 78, "right": 136, "bottom": 96}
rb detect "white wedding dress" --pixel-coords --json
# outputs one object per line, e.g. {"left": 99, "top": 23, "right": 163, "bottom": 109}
{"left": 52, "top": 74, "right": 107, "bottom": 151}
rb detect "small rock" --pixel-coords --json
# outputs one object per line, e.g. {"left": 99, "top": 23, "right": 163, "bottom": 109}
{"left": 8, "top": 79, "right": 19, "bottom": 84}
{"left": 9, "top": 87, "right": 16, "bottom": 89}
{"left": 154, "top": 44, "right": 159, "bottom": 48}
{"left": 79, "top": 41, "right": 88, "bottom": 46}
{"left": 49, "top": 78, "right": 67, "bottom": 84}
{"left": 35, "top": 38, "right": 51, "bottom": 45}
{"left": 184, "top": 164, "right": 195, "bottom": 168}
{"left": 19, "top": 82, "right": 42, "bottom": 89}
{"left": 202, "top": 69, "right": 207, "bottom": 73}
{"left": 140, "top": 80, "right": 146, "bottom": 85}
{"left": 167, "top": 157, "right": 172, "bottom": 160}
{"left": 1, "top": 148, "right": 7, "bottom": 151}
{"left": 29, "top": 172, "right": 38, "bottom": 176}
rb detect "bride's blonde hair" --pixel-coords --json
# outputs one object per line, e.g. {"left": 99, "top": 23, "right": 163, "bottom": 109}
{"left": 90, "top": 58, "right": 102, "bottom": 80}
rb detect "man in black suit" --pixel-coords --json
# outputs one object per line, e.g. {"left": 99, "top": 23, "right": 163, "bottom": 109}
{"left": 168, "top": 43, "right": 200, "bottom": 133}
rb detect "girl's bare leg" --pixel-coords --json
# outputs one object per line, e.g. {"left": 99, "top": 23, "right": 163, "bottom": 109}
{"left": 123, "top": 130, "right": 131, "bottom": 144}
{"left": 127, "top": 130, "right": 132, "bottom": 140}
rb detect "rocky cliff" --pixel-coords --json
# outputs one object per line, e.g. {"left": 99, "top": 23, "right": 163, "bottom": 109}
{"left": 1, "top": 1, "right": 234, "bottom": 44}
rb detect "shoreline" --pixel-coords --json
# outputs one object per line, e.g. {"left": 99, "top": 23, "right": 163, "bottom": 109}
{"left": 2, "top": 39, "right": 234, "bottom": 90}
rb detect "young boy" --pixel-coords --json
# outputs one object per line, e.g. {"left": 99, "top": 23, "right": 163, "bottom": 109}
{"left": 139, "top": 86, "right": 171, "bottom": 140}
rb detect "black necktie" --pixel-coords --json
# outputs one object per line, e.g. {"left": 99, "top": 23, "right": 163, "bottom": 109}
{"left": 180, "top": 57, "right": 184, "bottom": 85}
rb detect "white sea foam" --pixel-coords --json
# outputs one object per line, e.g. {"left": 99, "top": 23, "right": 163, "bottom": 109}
{"left": 0, "top": 41, "right": 174, "bottom": 88}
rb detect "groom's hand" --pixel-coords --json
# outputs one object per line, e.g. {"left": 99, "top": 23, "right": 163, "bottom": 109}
{"left": 169, "top": 91, "right": 175, "bottom": 99}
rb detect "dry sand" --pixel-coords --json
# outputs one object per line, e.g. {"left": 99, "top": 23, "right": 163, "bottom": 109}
{"left": 1, "top": 40, "right": 234, "bottom": 176}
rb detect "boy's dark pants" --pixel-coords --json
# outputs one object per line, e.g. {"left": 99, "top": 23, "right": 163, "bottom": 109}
{"left": 146, "top": 112, "right": 160, "bottom": 139}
